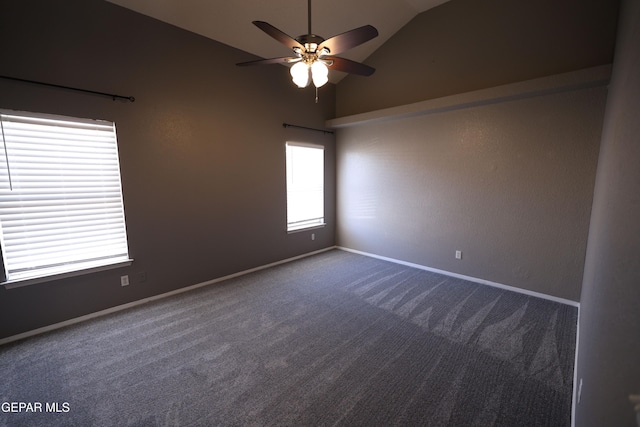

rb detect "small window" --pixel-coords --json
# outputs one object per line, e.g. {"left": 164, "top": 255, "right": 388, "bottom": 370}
{"left": 0, "top": 110, "right": 130, "bottom": 284}
{"left": 286, "top": 142, "right": 324, "bottom": 231}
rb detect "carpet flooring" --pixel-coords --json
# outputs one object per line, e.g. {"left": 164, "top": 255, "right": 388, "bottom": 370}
{"left": 0, "top": 249, "right": 577, "bottom": 426}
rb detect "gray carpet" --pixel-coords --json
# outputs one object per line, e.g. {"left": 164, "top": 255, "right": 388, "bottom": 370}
{"left": 0, "top": 249, "right": 577, "bottom": 426}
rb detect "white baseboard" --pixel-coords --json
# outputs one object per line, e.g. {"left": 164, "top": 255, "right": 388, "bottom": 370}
{"left": 572, "top": 305, "right": 581, "bottom": 427}
{"left": 337, "top": 246, "right": 580, "bottom": 307}
{"left": 0, "top": 246, "right": 337, "bottom": 346}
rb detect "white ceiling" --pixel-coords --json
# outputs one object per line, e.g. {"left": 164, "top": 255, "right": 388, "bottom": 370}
{"left": 106, "top": 0, "right": 451, "bottom": 82}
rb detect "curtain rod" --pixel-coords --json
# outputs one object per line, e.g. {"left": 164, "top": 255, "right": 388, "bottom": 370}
{"left": 282, "top": 123, "right": 334, "bottom": 134}
{"left": 0, "top": 75, "right": 135, "bottom": 102}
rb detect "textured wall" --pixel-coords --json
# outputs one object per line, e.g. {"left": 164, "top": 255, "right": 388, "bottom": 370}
{"left": 336, "top": 0, "right": 619, "bottom": 117}
{"left": 576, "top": 0, "right": 640, "bottom": 424}
{"left": 0, "top": 0, "right": 335, "bottom": 339}
{"left": 336, "top": 85, "right": 606, "bottom": 301}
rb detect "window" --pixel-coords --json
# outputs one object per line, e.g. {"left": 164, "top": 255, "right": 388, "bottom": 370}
{"left": 0, "top": 110, "right": 130, "bottom": 286}
{"left": 286, "top": 142, "right": 324, "bottom": 231}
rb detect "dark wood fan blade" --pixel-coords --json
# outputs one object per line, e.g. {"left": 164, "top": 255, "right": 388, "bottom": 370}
{"left": 237, "top": 56, "right": 298, "bottom": 66}
{"left": 318, "top": 25, "right": 378, "bottom": 55}
{"left": 327, "top": 57, "right": 375, "bottom": 76}
{"left": 253, "top": 21, "right": 305, "bottom": 51}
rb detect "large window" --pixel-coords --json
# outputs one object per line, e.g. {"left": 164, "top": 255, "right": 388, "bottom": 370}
{"left": 0, "top": 110, "right": 130, "bottom": 286}
{"left": 286, "top": 142, "right": 324, "bottom": 231}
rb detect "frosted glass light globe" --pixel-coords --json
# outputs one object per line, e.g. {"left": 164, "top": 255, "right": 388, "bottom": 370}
{"left": 290, "top": 62, "right": 310, "bottom": 88}
{"left": 311, "top": 61, "right": 329, "bottom": 87}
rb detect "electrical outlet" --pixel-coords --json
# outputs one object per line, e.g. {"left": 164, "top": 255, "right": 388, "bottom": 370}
{"left": 455, "top": 250, "right": 462, "bottom": 260}
{"left": 120, "top": 275, "right": 129, "bottom": 286}
{"left": 311, "top": 233, "right": 315, "bottom": 241}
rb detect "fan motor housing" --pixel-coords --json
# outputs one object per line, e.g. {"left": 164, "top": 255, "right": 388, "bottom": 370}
{"left": 296, "top": 34, "right": 325, "bottom": 46}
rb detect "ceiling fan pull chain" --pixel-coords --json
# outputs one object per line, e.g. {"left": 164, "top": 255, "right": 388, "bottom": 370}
{"left": 315, "top": 86, "right": 319, "bottom": 103}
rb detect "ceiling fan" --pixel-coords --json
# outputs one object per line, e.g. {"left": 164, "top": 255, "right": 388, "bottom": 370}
{"left": 236, "top": 0, "right": 378, "bottom": 94}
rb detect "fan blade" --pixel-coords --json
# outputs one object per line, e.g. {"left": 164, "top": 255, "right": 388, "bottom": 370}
{"left": 318, "top": 25, "right": 378, "bottom": 55}
{"left": 253, "top": 21, "right": 305, "bottom": 51}
{"left": 237, "top": 56, "right": 299, "bottom": 66}
{"left": 327, "top": 57, "right": 375, "bottom": 76}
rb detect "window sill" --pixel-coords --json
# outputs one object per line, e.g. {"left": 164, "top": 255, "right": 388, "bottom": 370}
{"left": 2, "top": 259, "right": 133, "bottom": 290}
{"left": 287, "top": 223, "right": 326, "bottom": 233}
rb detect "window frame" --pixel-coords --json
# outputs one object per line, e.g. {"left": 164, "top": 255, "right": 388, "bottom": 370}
{"left": 285, "top": 141, "right": 326, "bottom": 233}
{"left": 0, "top": 109, "right": 132, "bottom": 289}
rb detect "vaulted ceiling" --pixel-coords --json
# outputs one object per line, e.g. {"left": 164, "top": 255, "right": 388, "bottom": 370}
{"left": 105, "top": 0, "right": 451, "bottom": 82}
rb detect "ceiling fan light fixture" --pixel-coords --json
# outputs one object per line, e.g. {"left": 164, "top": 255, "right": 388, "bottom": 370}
{"left": 290, "top": 61, "right": 310, "bottom": 88}
{"left": 236, "top": 0, "right": 378, "bottom": 100}
{"left": 311, "top": 61, "right": 329, "bottom": 87}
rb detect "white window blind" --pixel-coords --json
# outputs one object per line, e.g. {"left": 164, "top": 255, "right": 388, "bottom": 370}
{"left": 286, "top": 142, "right": 324, "bottom": 231}
{"left": 0, "top": 110, "right": 130, "bottom": 283}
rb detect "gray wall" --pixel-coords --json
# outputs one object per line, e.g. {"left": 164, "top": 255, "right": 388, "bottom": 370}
{"left": 576, "top": 0, "right": 640, "bottom": 424}
{"left": 336, "top": 0, "right": 619, "bottom": 117}
{"left": 333, "top": 0, "right": 617, "bottom": 302}
{"left": 336, "top": 84, "right": 606, "bottom": 301}
{"left": 0, "top": 0, "right": 335, "bottom": 340}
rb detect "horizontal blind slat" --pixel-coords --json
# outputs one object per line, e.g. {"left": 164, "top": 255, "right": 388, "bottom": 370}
{"left": 9, "top": 237, "right": 128, "bottom": 260}
{"left": 3, "top": 225, "right": 126, "bottom": 244}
